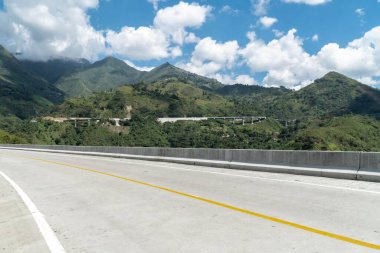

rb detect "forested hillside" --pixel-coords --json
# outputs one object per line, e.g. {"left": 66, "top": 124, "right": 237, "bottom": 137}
{"left": 1, "top": 45, "right": 380, "bottom": 151}
{"left": 51, "top": 78, "right": 233, "bottom": 118}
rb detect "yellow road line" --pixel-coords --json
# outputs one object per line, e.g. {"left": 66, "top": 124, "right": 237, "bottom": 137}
{"left": 21, "top": 155, "right": 380, "bottom": 251}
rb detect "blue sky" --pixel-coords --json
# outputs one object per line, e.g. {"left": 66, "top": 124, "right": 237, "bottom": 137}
{"left": 90, "top": 0, "right": 377, "bottom": 53}
{"left": 0, "top": 0, "right": 380, "bottom": 88}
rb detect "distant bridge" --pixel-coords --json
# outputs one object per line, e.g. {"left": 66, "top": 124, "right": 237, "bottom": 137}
{"left": 157, "top": 116, "right": 267, "bottom": 125}
{"left": 40, "top": 116, "right": 270, "bottom": 127}
{"left": 41, "top": 117, "right": 130, "bottom": 127}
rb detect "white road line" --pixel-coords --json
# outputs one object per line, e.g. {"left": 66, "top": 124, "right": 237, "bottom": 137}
{"left": 47, "top": 153, "right": 380, "bottom": 195}
{"left": 4, "top": 149, "right": 380, "bottom": 195}
{"left": 0, "top": 170, "right": 66, "bottom": 253}
{"left": 120, "top": 161, "right": 380, "bottom": 195}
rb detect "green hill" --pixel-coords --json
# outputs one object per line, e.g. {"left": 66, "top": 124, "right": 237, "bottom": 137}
{"left": 141, "top": 63, "right": 223, "bottom": 90}
{"left": 55, "top": 57, "right": 143, "bottom": 98}
{"left": 2, "top": 44, "right": 380, "bottom": 151}
{"left": 51, "top": 71, "right": 380, "bottom": 121}
{"left": 51, "top": 78, "right": 234, "bottom": 118}
{"left": 0, "top": 45, "right": 64, "bottom": 118}
{"left": 54, "top": 59, "right": 224, "bottom": 98}
{"left": 294, "top": 72, "right": 380, "bottom": 117}
{"left": 231, "top": 72, "right": 380, "bottom": 120}
{"left": 288, "top": 115, "right": 380, "bottom": 151}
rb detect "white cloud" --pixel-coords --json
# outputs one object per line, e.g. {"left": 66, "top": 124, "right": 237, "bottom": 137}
{"left": 213, "top": 74, "right": 256, "bottom": 85}
{"left": 234, "top": 75, "right": 257, "bottom": 85}
{"left": 272, "top": 29, "right": 285, "bottom": 37}
{"left": 317, "top": 26, "right": 380, "bottom": 78}
{"left": 251, "top": 0, "right": 271, "bottom": 16}
{"left": 241, "top": 29, "right": 325, "bottom": 88}
{"left": 124, "top": 60, "right": 154, "bottom": 72}
{"left": 184, "top": 32, "right": 200, "bottom": 43}
{"left": 355, "top": 8, "right": 365, "bottom": 17}
{"left": 0, "top": 0, "right": 105, "bottom": 61}
{"left": 220, "top": 5, "right": 239, "bottom": 15}
{"left": 170, "top": 46, "right": 183, "bottom": 58}
{"left": 312, "top": 34, "right": 319, "bottom": 41}
{"left": 241, "top": 27, "right": 380, "bottom": 88}
{"left": 357, "top": 77, "right": 378, "bottom": 86}
{"left": 0, "top": 0, "right": 211, "bottom": 62}
{"left": 178, "top": 37, "right": 240, "bottom": 76}
{"left": 106, "top": 26, "right": 173, "bottom": 61}
{"left": 282, "top": 0, "right": 331, "bottom": 5}
{"left": 147, "top": 0, "right": 165, "bottom": 11}
{"left": 154, "top": 1, "right": 212, "bottom": 45}
{"left": 259, "top": 16, "right": 278, "bottom": 28}
{"left": 252, "top": 0, "right": 330, "bottom": 18}
{"left": 107, "top": 1, "right": 211, "bottom": 60}
{"left": 177, "top": 37, "right": 244, "bottom": 84}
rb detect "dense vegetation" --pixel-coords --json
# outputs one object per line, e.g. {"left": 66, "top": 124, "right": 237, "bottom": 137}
{"left": 227, "top": 72, "right": 380, "bottom": 120}
{"left": 2, "top": 114, "right": 379, "bottom": 151}
{"left": 1, "top": 45, "right": 380, "bottom": 151}
{"left": 55, "top": 57, "right": 144, "bottom": 97}
{"left": 51, "top": 78, "right": 234, "bottom": 118}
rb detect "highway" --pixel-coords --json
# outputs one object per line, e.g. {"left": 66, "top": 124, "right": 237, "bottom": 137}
{"left": 1, "top": 149, "right": 380, "bottom": 253}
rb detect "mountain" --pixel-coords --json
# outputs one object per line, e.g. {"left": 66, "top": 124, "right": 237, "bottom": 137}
{"left": 51, "top": 78, "right": 234, "bottom": 118}
{"left": 0, "top": 45, "right": 64, "bottom": 118}
{"left": 55, "top": 60, "right": 224, "bottom": 98}
{"left": 140, "top": 62, "right": 223, "bottom": 90}
{"left": 2, "top": 47, "right": 380, "bottom": 152}
{"left": 22, "top": 58, "right": 91, "bottom": 83}
{"left": 231, "top": 72, "right": 380, "bottom": 120}
{"left": 51, "top": 70, "right": 380, "bottom": 121}
{"left": 55, "top": 56, "right": 143, "bottom": 98}
{"left": 295, "top": 72, "right": 380, "bottom": 117}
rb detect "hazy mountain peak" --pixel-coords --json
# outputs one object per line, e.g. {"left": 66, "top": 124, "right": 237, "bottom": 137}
{"left": 55, "top": 56, "right": 143, "bottom": 97}
{"left": 93, "top": 56, "right": 128, "bottom": 67}
{"left": 153, "top": 62, "right": 175, "bottom": 71}
{"left": 161, "top": 62, "right": 173, "bottom": 67}
{"left": 0, "top": 45, "right": 64, "bottom": 118}
{"left": 0, "top": 45, "right": 14, "bottom": 59}
{"left": 22, "top": 57, "right": 91, "bottom": 84}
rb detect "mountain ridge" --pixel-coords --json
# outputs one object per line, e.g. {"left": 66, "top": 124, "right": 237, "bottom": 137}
{"left": 52, "top": 57, "right": 223, "bottom": 97}
{"left": 0, "top": 46, "right": 64, "bottom": 118}
{"left": 1, "top": 44, "right": 379, "bottom": 120}
{"left": 2, "top": 45, "right": 380, "bottom": 151}
{"left": 54, "top": 56, "right": 143, "bottom": 97}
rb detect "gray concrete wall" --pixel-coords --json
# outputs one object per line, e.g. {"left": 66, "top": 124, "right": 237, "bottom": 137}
{"left": 1, "top": 144, "right": 380, "bottom": 182}
{"left": 357, "top": 152, "right": 380, "bottom": 182}
{"left": 360, "top": 152, "right": 380, "bottom": 173}
{"left": 229, "top": 150, "right": 360, "bottom": 170}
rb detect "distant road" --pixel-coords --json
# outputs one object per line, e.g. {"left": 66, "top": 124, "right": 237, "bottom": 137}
{"left": 1, "top": 149, "right": 380, "bottom": 252}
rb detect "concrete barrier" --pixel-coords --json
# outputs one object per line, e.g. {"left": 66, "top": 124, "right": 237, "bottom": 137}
{"left": 357, "top": 152, "right": 380, "bottom": 182}
{"left": 1, "top": 144, "right": 379, "bottom": 182}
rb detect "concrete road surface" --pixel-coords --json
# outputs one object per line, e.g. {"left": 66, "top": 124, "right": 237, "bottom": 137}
{"left": 1, "top": 149, "right": 380, "bottom": 253}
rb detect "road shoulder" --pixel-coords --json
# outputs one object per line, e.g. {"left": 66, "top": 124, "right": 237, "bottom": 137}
{"left": 0, "top": 172, "right": 50, "bottom": 253}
